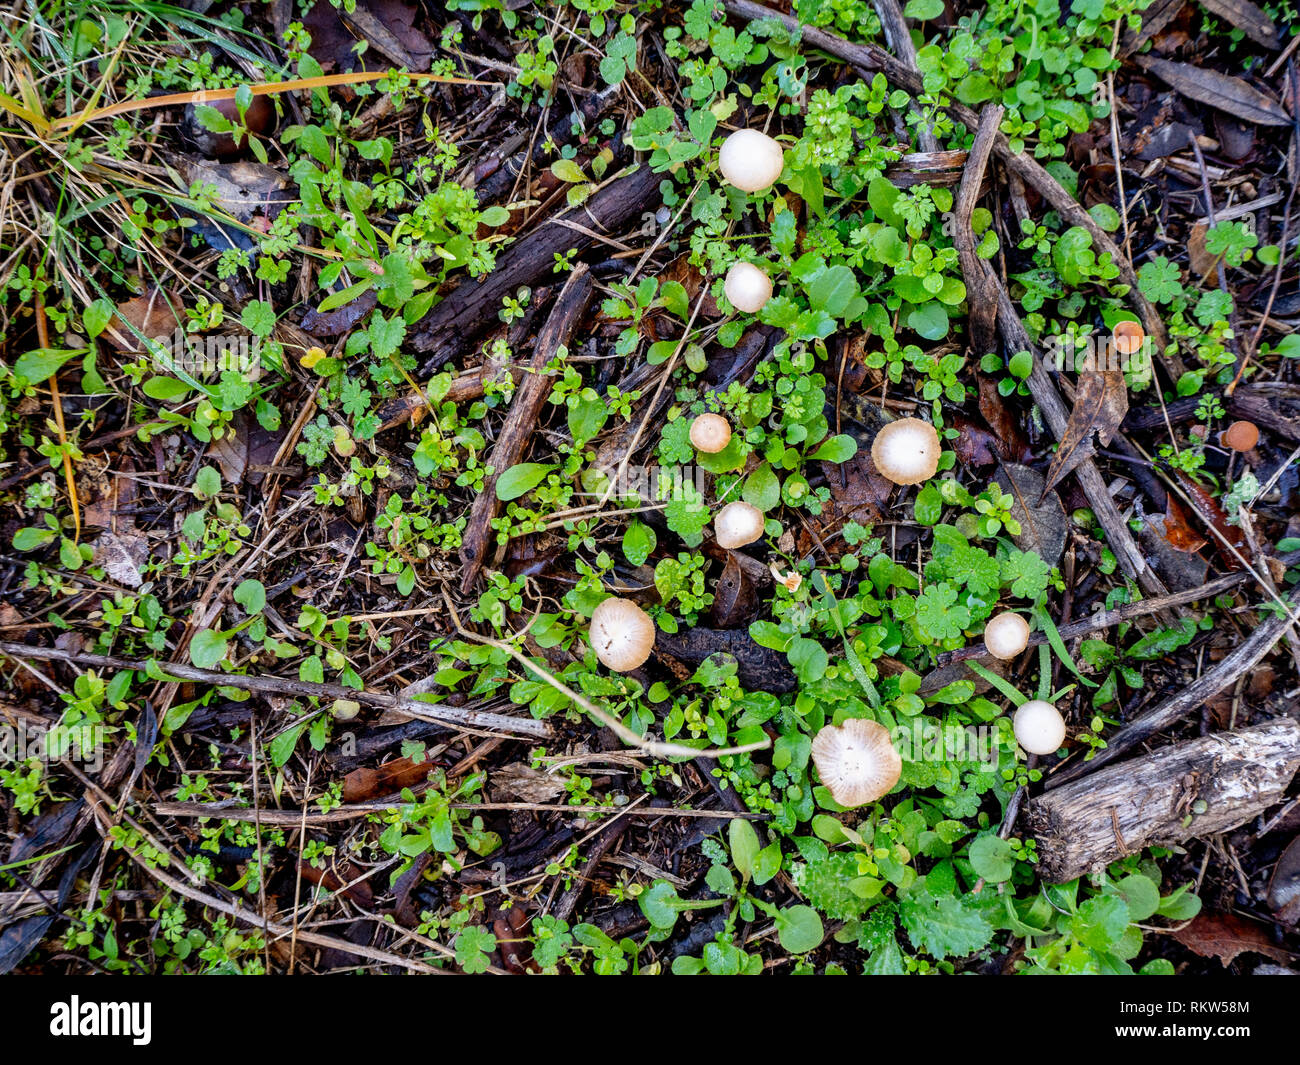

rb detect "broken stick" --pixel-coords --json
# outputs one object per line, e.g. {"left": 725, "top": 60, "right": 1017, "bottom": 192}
{"left": 458, "top": 263, "right": 595, "bottom": 593}
{"left": 1028, "top": 718, "right": 1300, "bottom": 882}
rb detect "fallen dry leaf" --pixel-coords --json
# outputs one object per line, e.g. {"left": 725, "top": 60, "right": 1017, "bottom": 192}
{"left": 104, "top": 290, "right": 184, "bottom": 351}
{"left": 1171, "top": 913, "right": 1292, "bottom": 966}
{"left": 1137, "top": 56, "right": 1291, "bottom": 127}
{"left": 995, "top": 463, "right": 1069, "bottom": 567}
{"left": 1042, "top": 370, "right": 1128, "bottom": 498}
{"left": 1163, "top": 494, "right": 1208, "bottom": 552}
{"left": 710, "top": 551, "right": 759, "bottom": 628}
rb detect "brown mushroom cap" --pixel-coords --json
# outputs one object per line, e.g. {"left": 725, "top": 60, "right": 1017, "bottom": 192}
{"left": 1220, "top": 420, "right": 1259, "bottom": 452}
{"left": 723, "top": 261, "right": 773, "bottom": 313}
{"left": 689, "top": 413, "right": 732, "bottom": 454}
{"left": 1013, "top": 699, "right": 1066, "bottom": 756}
{"left": 811, "top": 718, "right": 902, "bottom": 807}
{"left": 589, "top": 597, "right": 655, "bottom": 672}
{"left": 1112, "top": 320, "right": 1146, "bottom": 357}
{"left": 984, "top": 611, "right": 1030, "bottom": 661}
{"left": 870, "top": 418, "right": 941, "bottom": 485}
{"left": 713, "top": 501, "right": 765, "bottom": 550}
{"left": 717, "top": 128, "right": 784, "bottom": 193}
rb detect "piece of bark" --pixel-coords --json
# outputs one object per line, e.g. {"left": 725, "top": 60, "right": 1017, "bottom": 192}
{"left": 952, "top": 104, "right": 1003, "bottom": 358}
{"left": 459, "top": 265, "right": 594, "bottom": 593}
{"left": 1027, "top": 718, "right": 1300, "bottom": 882}
{"left": 653, "top": 627, "right": 797, "bottom": 693}
{"left": 411, "top": 164, "right": 659, "bottom": 367}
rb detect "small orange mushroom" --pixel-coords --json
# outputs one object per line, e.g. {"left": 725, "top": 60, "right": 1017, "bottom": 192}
{"left": 1112, "top": 320, "right": 1146, "bottom": 357}
{"left": 1220, "top": 420, "right": 1259, "bottom": 453}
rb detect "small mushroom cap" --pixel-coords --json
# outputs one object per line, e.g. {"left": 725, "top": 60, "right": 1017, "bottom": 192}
{"left": 1221, "top": 420, "right": 1259, "bottom": 452}
{"left": 1112, "top": 320, "right": 1146, "bottom": 357}
{"left": 689, "top": 413, "right": 732, "bottom": 454}
{"left": 1013, "top": 699, "right": 1067, "bottom": 756}
{"left": 723, "top": 261, "right": 773, "bottom": 314}
{"left": 718, "top": 128, "right": 785, "bottom": 193}
{"left": 871, "top": 417, "right": 941, "bottom": 485}
{"left": 589, "top": 597, "right": 655, "bottom": 672}
{"left": 714, "top": 501, "right": 766, "bottom": 550}
{"left": 984, "top": 611, "right": 1030, "bottom": 661}
{"left": 812, "top": 718, "right": 902, "bottom": 808}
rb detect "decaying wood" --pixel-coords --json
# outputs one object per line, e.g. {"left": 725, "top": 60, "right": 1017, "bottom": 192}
{"left": 0, "top": 641, "right": 549, "bottom": 739}
{"left": 459, "top": 265, "right": 595, "bottom": 593}
{"left": 721, "top": 0, "right": 1186, "bottom": 380}
{"left": 1050, "top": 586, "right": 1300, "bottom": 785}
{"left": 654, "top": 627, "right": 797, "bottom": 693}
{"left": 952, "top": 103, "right": 1003, "bottom": 358}
{"left": 1028, "top": 719, "right": 1300, "bottom": 882}
{"left": 410, "top": 165, "right": 659, "bottom": 366}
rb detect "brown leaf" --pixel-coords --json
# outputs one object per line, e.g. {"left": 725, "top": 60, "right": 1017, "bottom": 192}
{"left": 1187, "top": 223, "right": 1219, "bottom": 282}
{"left": 1171, "top": 913, "right": 1292, "bottom": 965}
{"left": 995, "top": 463, "right": 1069, "bottom": 567}
{"left": 951, "top": 413, "right": 1000, "bottom": 468}
{"left": 304, "top": 0, "right": 432, "bottom": 73}
{"left": 299, "top": 288, "right": 377, "bottom": 338}
{"left": 1197, "top": 0, "right": 1281, "bottom": 49}
{"left": 1267, "top": 835, "right": 1300, "bottom": 926}
{"left": 343, "top": 757, "right": 434, "bottom": 802}
{"left": 1042, "top": 370, "right": 1128, "bottom": 498}
{"left": 1137, "top": 56, "right": 1292, "bottom": 127}
{"left": 207, "top": 410, "right": 249, "bottom": 485}
{"left": 104, "top": 290, "right": 184, "bottom": 351}
{"left": 1163, "top": 495, "right": 1208, "bottom": 552}
{"left": 709, "top": 551, "right": 759, "bottom": 628}
{"left": 975, "top": 373, "right": 1033, "bottom": 462}
{"left": 1175, "top": 471, "right": 1248, "bottom": 568}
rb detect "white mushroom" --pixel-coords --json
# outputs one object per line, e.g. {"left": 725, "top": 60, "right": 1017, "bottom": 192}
{"left": 723, "top": 261, "right": 773, "bottom": 314}
{"left": 1013, "top": 699, "right": 1067, "bottom": 756}
{"left": 983, "top": 611, "right": 1029, "bottom": 661}
{"left": 811, "top": 718, "right": 902, "bottom": 808}
{"left": 713, "top": 501, "right": 765, "bottom": 550}
{"left": 589, "top": 597, "right": 655, "bottom": 672}
{"left": 870, "top": 417, "right": 940, "bottom": 486}
{"left": 689, "top": 413, "right": 732, "bottom": 454}
{"left": 718, "top": 128, "right": 784, "bottom": 193}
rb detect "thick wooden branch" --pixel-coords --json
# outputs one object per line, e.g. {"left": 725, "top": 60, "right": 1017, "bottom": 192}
{"left": 411, "top": 164, "right": 660, "bottom": 366}
{"left": 1028, "top": 719, "right": 1300, "bottom": 882}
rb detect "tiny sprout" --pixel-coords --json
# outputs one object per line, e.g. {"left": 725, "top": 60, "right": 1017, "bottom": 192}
{"left": 983, "top": 611, "right": 1029, "bottom": 661}
{"left": 723, "top": 261, "right": 773, "bottom": 314}
{"left": 717, "top": 128, "right": 784, "bottom": 193}
{"left": 689, "top": 413, "right": 732, "bottom": 454}
{"left": 713, "top": 501, "right": 765, "bottom": 550}
{"left": 811, "top": 718, "right": 902, "bottom": 808}
{"left": 1220, "top": 420, "right": 1259, "bottom": 452}
{"left": 589, "top": 597, "right": 655, "bottom": 672}
{"left": 1013, "top": 699, "right": 1066, "bottom": 756}
{"left": 871, "top": 417, "right": 940, "bottom": 485}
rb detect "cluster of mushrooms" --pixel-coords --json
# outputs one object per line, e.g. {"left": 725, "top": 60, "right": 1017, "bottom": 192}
{"left": 586, "top": 128, "right": 1070, "bottom": 809}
